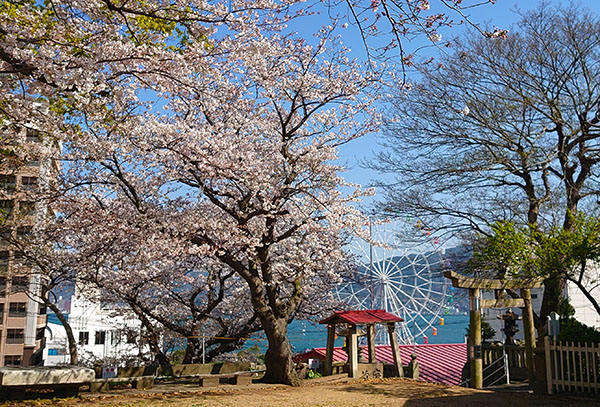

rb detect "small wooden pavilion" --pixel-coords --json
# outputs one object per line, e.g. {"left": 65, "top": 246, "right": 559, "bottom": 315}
{"left": 319, "top": 310, "right": 404, "bottom": 378}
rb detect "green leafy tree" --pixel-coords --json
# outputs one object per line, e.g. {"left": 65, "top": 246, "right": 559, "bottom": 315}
{"left": 471, "top": 213, "right": 600, "bottom": 321}
{"left": 534, "top": 214, "right": 600, "bottom": 318}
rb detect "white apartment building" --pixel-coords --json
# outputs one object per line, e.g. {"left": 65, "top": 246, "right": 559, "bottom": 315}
{"left": 44, "top": 288, "right": 148, "bottom": 366}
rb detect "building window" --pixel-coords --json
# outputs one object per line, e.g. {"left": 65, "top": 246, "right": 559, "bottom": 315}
{"left": 18, "top": 201, "right": 35, "bottom": 216}
{"left": 4, "top": 355, "right": 21, "bottom": 366}
{"left": 25, "top": 160, "right": 40, "bottom": 167}
{"left": 0, "top": 175, "right": 16, "bottom": 192}
{"left": 0, "top": 201, "right": 13, "bottom": 217}
{"left": 78, "top": 331, "right": 89, "bottom": 345}
{"left": 0, "top": 277, "right": 5, "bottom": 297}
{"left": 36, "top": 327, "right": 44, "bottom": 340}
{"left": 6, "top": 329, "right": 24, "bottom": 344}
{"left": 17, "top": 227, "right": 31, "bottom": 238}
{"left": 20, "top": 176, "right": 38, "bottom": 191}
{"left": 25, "top": 129, "right": 40, "bottom": 143}
{"left": 0, "top": 303, "right": 4, "bottom": 322}
{"left": 126, "top": 331, "right": 137, "bottom": 344}
{"left": 0, "top": 228, "right": 11, "bottom": 242}
{"left": 38, "top": 305, "right": 47, "bottom": 315}
{"left": 10, "top": 276, "right": 28, "bottom": 293}
{"left": 8, "top": 302, "right": 26, "bottom": 317}
{"left": 95, "top": 331, "right": 106, "bottom": 345}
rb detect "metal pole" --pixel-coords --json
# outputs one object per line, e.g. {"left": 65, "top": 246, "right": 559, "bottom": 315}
{"left": 369, "top": 214, "right": 374, "bottom": 309}
{"left": 202, "top": 333, "right": 205, "bottom": 364}
{"left": 504, "top": 353, "right": 510, "bottom": 385}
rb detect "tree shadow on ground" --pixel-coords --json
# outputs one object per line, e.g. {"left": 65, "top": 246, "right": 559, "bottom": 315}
{"left": 340, "top": 380, "right": 600, "bottom": 407}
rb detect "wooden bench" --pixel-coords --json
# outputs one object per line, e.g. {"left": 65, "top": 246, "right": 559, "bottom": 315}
{"left": 90, "top": 370, "right": 258, "bottom": 391}
{"left": 196, "top": 371, "right": 256, "bottom": 387}
{"left": 90, "top": 375, "right": 155, "bottom": 392}
{"left": 156, "top": 371, "right": 257, "bottom": 387}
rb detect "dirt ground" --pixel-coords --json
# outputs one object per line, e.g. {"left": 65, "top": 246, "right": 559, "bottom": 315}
{"left": 2, "top": 376, "right": 599, "bottom": 407}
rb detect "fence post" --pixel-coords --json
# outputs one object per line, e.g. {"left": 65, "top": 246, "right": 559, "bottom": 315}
{"left": 544, "top": 336, "right": 553, "bottom": 395}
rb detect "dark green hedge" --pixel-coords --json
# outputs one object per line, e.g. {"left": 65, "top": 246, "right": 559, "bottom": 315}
{"left": 558, "top": 317, "right": 600, "bottom": 344}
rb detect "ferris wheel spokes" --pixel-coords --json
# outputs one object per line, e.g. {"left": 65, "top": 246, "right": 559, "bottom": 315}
{"left": 335, "top": 219, "right": 450, "bottom": 345}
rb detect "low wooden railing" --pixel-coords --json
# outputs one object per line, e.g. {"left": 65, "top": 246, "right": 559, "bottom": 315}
{"left": 545, "top": 336, "right": 600, "bottom": 394}
{"left": 482, "top": 343, "right": 526, "bottom": 369}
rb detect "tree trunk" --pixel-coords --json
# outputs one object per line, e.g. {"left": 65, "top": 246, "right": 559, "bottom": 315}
{"left": 182, "top": 337, "right": 202, "bottom": 364}
{"left": 538, "top": 274, "right": 565, "bottom": 334}
{"left": 46, "top": 300, "right": 78, "bottom": 365}
{"left": 149, "top": 339, "right": 170, "bottom": 371}
{"left": 260, "top": 315, "right": 299, "bottom": 386}
{"left": 130, "top": 304, "right": 171, "bottom": 371}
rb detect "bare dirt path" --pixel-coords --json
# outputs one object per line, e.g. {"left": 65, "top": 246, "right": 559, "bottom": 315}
{"left": 3, "top": 376, "right": 599, "bottom": 407}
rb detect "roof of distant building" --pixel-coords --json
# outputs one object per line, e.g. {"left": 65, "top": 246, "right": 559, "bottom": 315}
{"left": 294, "top": 343, "right": 467, "bottom": 385}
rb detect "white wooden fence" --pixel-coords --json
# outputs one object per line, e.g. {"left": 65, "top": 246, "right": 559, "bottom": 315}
{"left": 544, "top": 336, "right": 600, "bottom": 394}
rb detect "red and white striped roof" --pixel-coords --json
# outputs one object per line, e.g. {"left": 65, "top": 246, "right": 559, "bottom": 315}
{"left": 294, "top": 343, "right": 467, "bottom": 385}
{"left": 319, "top": 310, "right": 404, "bottom": 325}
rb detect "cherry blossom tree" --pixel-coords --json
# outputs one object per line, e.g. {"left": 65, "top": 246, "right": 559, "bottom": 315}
{"left": 50, "top": 27, "right": 379, "bottom": 383}
{"left": 0, "top": 0, "right": 497, "bottom": 143}
{"left": 1, "top": 0, "right": 497, "bottom": 385}
{"left": 333, "top": 0, "right": 503, "bottom": 73}
{"left": 87, "top": 230, "right": 263, "bottom": 367}
{"left": 33, "top": 190, "right": 264, "bottom": 368}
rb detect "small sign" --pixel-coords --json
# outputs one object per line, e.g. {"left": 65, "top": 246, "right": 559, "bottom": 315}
{"left": 547, "top": 312, "right": 560, "bottom": 340}
{"left": 102, "top": 366, "right": 117, "bottom": 379}
{"left": 308, "top": 359, "right": 320, "bottom": 369}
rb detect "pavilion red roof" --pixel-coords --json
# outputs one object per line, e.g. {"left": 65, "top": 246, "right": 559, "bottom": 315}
{"left": 319, "top": 310, "right": 403, "bottom": 325}
{"left": 294, "top": 343, "right": 467, "bottom": 386}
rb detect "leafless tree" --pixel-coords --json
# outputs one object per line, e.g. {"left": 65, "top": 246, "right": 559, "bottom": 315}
{"left": 372, "top": 2, "right": 600, "bottom": 329}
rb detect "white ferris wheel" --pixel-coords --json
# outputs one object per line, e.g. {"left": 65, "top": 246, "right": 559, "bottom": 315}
{"left": 335, "top": 219, "right": 451, "bottom": 345}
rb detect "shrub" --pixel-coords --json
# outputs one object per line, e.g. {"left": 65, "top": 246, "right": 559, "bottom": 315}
{"left": 306, "top": 369, "right": 322, "bottom": 379}
{"left": 465, "top": 319, "right": 497, "bottom": 342}
{"left": 558, "top": 317, "right": 600, "bottom": 344}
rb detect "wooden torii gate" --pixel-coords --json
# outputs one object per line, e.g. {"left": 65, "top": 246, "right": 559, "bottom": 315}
{"left": 443, "top": 270, "right": 544, "bottom": 389}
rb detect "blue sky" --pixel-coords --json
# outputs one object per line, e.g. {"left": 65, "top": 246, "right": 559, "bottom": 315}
{"left": 337, "top": 0, "right": 600, "bottom": 209}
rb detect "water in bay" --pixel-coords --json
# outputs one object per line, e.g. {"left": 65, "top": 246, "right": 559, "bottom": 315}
{"left": 246, "top": 314, "right": 469, "bottom": 354}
